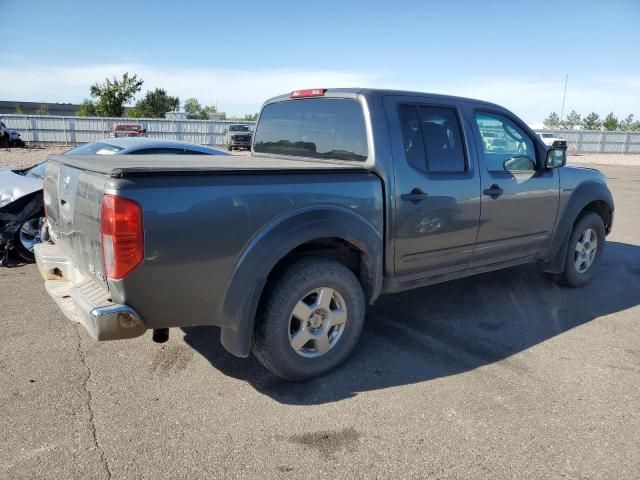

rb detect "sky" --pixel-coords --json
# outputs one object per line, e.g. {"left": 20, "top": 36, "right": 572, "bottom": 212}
{"left": 1, "top": 0, "right": 639, "bottom": 122}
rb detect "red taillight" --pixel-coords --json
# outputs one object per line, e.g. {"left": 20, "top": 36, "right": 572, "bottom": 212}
{"left": 101, "top": 194, "right": 143, "bottom": 280}
{"left": 290, "top": 88, "right": 326, "bottom": 98}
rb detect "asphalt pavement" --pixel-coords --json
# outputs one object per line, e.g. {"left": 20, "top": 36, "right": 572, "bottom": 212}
{"left": 1, "top": 163, "right": 639, "bottom": 479}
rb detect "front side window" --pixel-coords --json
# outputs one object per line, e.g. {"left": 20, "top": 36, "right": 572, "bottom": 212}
{"left": 399, "top": 104, "right": 467, "bottom": 173}
{"left": 253, "top": 98, "right": 368, "bottom": 161}
{"left": 475, "top": 112, "right": 536, "bottom": 172}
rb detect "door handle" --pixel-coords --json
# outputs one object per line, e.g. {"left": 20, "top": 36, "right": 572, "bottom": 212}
{"left": 483, "top": 184, "right": 504, "bottom": 199}
{"left": 400, "top": 187, "right": 429, "bottom": 205}
{"left": 401, "top": 188, "right": 428, "bottom": 204}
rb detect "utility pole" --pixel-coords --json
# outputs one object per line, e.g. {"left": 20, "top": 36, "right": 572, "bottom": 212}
{"left": 560, "top": 74, "right": 568, "bottom": 122}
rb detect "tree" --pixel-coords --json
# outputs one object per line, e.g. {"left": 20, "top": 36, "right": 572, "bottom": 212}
{"left": 582, "top": 112, "right": 601, "bottom": 130}
{"left": 184, "top": 97, "right": 204, "bottom": 119}
{"left": 184, "top": 97, "right": 222, "bottom": 119}
{"left": 602, "top": 112, "right": 619, "bottom": 131}
{"left": 131, "top": 88, "right": 180, "bottom": 118}
{"left": 89, "top": 72, "right": 143, "bottom": 117}
{"left": 543, "top": 112, "right": 561, "bottom": 128}
{"left": 35, "top": 104, "right": 49, "bottom": 115}
{"left": 15, "top": 104, "right": 25, "bottom": 114}
{"left": 243, "top": 113, "right": 259, "bottom": 121}
{"left": 563, "top": 110, "right": 581, "bottom": 129}
{"left": 76, "top": 99, "right": 97, "bottom": 117}
{"left": 620, "top": 114, "right": 635, "bottom": 131}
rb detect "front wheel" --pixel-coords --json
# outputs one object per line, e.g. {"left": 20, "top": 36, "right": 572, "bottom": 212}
{"left": 14, "top": 216, "right": 44, "bottom": 262}
{"left": 252, "top": 257, "right": 365, "bottom": 381}
{"left": 552, "top": 212, "right": 605, "bottom": 287}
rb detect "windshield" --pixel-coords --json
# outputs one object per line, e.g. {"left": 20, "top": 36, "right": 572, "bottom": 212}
{"left": 25, "top": 161, "right": 47, "bottom": 178}
{"left": 65, "top": 142, "right": 124, "bottom": 155}
{"left": 229, "top": 125, "right": 250, "bottom": 132}
{"left": 254, "top": 98, "right": 368, "bottom": 161}
{"left": 114, "top": 125, "right": 139, "bottom": 131}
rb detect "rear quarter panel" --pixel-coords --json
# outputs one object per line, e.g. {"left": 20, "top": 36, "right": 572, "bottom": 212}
{"left": 107, "top": 172, "right": 383, "bottom": 329}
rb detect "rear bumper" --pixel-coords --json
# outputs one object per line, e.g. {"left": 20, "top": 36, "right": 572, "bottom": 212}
{"left": 34, "top": 242, "right": 146, "bottom": 340}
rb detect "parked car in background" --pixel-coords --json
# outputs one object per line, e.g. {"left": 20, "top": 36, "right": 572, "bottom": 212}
{"left": 0, "top": 119, "right": 25, "bottom": 147}
{"left": 110, "top": 123, "right": 147, "bottom": 138}
{"left": 537, "top": 132, "right": 567, "bottom": 151}
{"left": 0, "top": 138, "right": 228, "bottom": 265}
{"left": 35, "top": 88, "right": 613, "bottom": 381}
{"left": 227, "top": 124, "right": 253, "bottom": 151}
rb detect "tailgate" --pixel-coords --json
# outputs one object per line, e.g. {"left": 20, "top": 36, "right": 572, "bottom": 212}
{"left": 44, "top": 160, "right": 108, "bottom": 288}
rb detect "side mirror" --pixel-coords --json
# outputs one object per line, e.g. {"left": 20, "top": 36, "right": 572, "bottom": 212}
{"left": 142, "top": 128, "right": 147, "bottom": 134}
{"left": 546, "top": 148, "right": 566, "bottom": 169}
{"left": 504, "top": 155, "right": 535, "bottom": 172}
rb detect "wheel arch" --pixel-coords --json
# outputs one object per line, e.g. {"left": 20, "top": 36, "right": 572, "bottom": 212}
{"left": 543, "top": 180, "right": 613, "bottom": 273}
{"left": 219, "top": 205, "right": 383, "bottom": 357}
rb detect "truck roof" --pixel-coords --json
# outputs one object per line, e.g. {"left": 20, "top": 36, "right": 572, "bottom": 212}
{"left": 263, "top": 87, "right": 504, "bottom": 110}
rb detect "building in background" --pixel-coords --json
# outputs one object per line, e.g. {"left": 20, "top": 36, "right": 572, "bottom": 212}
{"left": 0, "top": 101, "right": 81, "bottom": 116}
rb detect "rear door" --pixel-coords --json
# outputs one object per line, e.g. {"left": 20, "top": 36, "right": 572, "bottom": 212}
{"left": 384, "top": 95, "right": 481, "bottom": 283}
{"left": 466, "top": 106, "right": 560, "bottom": 266}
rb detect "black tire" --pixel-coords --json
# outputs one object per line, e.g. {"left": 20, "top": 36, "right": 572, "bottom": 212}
{"left": 552, "top": 212, "right": 605, "bottom": 287}
{"left": 14, "top": 216, "right": 43, "bottom": 263}
{"left": 228, "top": 145, "right": 233, "bottom": 151}
{"left": 252, "top": 257, "right": 365, "bottom": 381}
{"left": 0, "top": 133, "right": 9, "bottom": 148}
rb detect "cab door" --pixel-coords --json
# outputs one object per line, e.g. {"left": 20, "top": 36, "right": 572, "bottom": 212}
{"left": 384, "top": 95, "right": 481, "bottom": 283}
{"left": 466, "top": 107, "right": 560, "bottom": 267}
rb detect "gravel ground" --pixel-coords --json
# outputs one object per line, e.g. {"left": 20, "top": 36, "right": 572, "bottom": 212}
{"left": 1, "top": 145, "right": 639, "bottom": 170}
{"left": 1, "top": 164, "right": 639, "bottom": 479}
{"left": 0, "top": 146, "right": 69, "bottom": 169}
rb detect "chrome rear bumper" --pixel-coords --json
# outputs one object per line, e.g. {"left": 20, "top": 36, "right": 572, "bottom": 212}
{"left": 34, "top": 242, "right": 146, "bottom": 340}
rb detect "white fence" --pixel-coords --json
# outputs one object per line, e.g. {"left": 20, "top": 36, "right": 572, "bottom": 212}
{"left": 3, "top": 115, "right": 640, "bottom": 154}
{"left": 536, "top": 129, "right": 640, "bottom": 154}
{"left": 1, "top": 114, "right": 257, "bottom": 147}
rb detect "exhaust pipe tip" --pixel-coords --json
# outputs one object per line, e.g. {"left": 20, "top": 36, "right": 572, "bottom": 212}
{"left": 152, "top": 328, "right": 169, "bottom": 343}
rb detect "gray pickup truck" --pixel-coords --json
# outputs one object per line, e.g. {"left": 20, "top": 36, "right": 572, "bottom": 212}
{"left": 35, "top": 88, "right": 614, "bottom": 380}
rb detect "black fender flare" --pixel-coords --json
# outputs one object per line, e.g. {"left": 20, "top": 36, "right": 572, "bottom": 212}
{"left": 543, "top": 180, "right": 614, "bottom": 273}
{"left": 219, "top": 206, "right": 383, "bottom": 357}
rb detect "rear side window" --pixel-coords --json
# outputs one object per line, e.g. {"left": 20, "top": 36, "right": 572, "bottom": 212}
{"left": 399, "top": 104, "right": 466, "bottom": 173}
{"left": 254, "top": 98, "right": 368, "bottom": 161}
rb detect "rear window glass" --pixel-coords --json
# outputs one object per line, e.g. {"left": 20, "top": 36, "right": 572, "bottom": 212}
{"left": 114, "top": 125, "right": 139, "bottom": 131}
{"left": 65, "top": 142, "right": 124, "bottom": 155}
{"left": 253, "top": 98, "right": 368, "bottom": 161}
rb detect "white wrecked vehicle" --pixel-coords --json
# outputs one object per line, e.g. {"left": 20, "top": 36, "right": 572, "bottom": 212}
{"left": 0, "top": 162, "right": 45, "bottom": 264}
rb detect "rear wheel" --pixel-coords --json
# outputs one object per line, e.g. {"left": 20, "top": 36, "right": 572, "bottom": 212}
{"left": 14, "top": 216, "right": 43, "bottom": 262}
{"left": 552, "top": 212, "right": 605, "bottom": 287}
{"left": 252, "top": 257, "right": 365, "bottom": 381}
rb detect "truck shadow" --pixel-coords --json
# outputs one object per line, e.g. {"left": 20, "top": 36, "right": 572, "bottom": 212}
{"left": 181, "top": 241, "right": 640, "bottom": 405}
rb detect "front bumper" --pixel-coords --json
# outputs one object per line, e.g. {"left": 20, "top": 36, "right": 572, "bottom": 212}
{"left": 34, "top": 242, "right": 146, "bottom": 340}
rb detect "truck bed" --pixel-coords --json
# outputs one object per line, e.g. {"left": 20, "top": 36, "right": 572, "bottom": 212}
{"left": 48, "top": 154, "right": 368, "bottom": 178}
